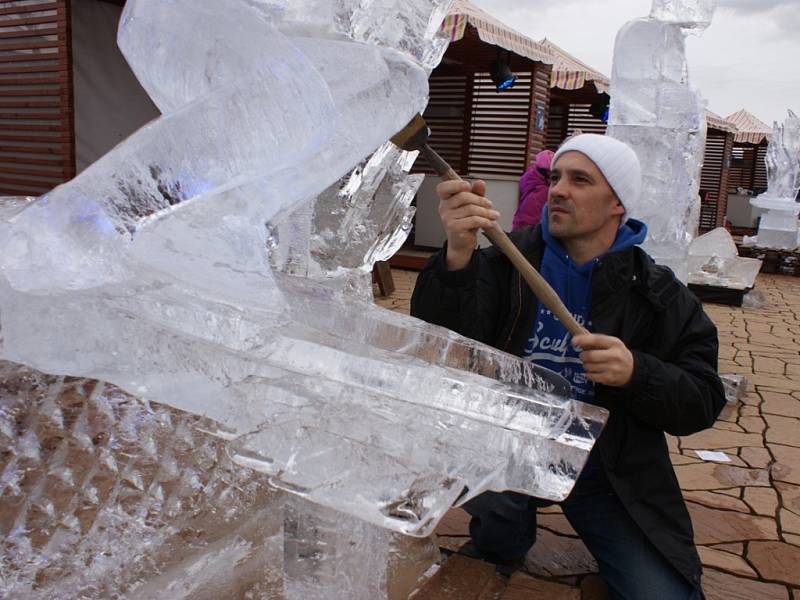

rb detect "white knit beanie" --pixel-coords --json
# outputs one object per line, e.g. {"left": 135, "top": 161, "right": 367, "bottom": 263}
{"left": 552, "top": 134, "right": 642, "bottom": 223}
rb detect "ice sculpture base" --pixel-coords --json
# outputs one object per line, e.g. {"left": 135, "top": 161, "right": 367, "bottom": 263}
{"left": 284, "top": 497, "right": 439, "bottom": 600}
{"left": 753, "top": 209, "right": 800, "bottom": 251}
{"left": 687, "top": 257, "right": 761, "bottom": 291}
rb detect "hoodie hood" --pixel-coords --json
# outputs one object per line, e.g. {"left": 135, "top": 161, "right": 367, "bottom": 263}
{"left": 540, "top": 204, "right": 647, "bottom": 266}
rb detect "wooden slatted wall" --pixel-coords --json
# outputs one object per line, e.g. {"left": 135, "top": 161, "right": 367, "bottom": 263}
{"left": 0, "top": 0, "right": 73, "bottom": 196}
{"left": 753, "top": 144, "right": 768, "bottom": 192}
{"left": 545, "top": 102, "right": 607, "bottom": 150}
{"left": 467, "top": 71, "right": 532, "bottom": 177}
{"left": 728, "top": 146, "right": 751, "bottom": 192}
{"left": 728, "top": 144, "right": 767, "bottom": 194}
{"left": 545, "top": 99, "right": 568, "bottom": 150}
{"left": 525, "top": 62, "right": 550, "bottom": 165}
{"left": 566, "top": 104, "right": 607, "bottom": 137}
{"left": 698, "top": 129, "right": 729, "bottom": 231}
{"left": 716, "top": 131, "right": 734, "bottom": 228}
{"left": 421, "top": 72, "right": 471, "bottom": 175}
{"left": 413, "top": 25, "right": 552, "bottom": 179}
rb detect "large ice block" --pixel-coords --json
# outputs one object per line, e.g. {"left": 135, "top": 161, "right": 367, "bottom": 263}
{"left": 0, "top": 0, "right": 608, "bottom": 597}
{"left": 607, "top": 0, "right": 715, "bottom": 282}
{"left": 0, "top": 265, "right": 603, "bottom": 535}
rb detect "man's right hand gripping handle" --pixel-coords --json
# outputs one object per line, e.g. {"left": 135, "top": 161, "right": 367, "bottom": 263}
{"left": 436, "top": 179, "right": 500, "bottom": 271}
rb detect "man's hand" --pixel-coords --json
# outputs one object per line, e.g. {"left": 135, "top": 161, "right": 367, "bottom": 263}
{"left": 436, "top": 179, "right": 499, "bottom": 270}
{"left": 572, "top": 333, "right": 634, "bottom": 387}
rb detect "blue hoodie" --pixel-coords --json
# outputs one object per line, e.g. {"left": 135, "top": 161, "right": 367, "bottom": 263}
{"left": 522, "top": 206, "right": 647, "bottom": 489}
{"left": 521, "top": 206, "right": 647, "bottom": 407}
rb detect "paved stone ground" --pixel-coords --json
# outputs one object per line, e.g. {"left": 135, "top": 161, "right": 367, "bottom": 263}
{"left": 375, "top": 270, "right": 800, "bottom": 600}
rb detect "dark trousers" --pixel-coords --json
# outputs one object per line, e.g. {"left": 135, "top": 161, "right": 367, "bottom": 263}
{"left": 464, "top": 488, "right": 702, "bottom": 600}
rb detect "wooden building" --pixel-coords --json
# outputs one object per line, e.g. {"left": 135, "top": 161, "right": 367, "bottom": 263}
{"left": 412, "top": 0, "right": 558, "bottom": 247}
{"left": 723, "top": 109, "right": 772, "bottom": 231}
{"left": 698, "top": 111, "right": 737, "bottom": 232}
{"left": 0, "top": 0, "right": 75, "bottom": 196}
{"left": 0, "top": 0, "right": 151, "bottom": 198}
{"left": 425, "top": 1, "right": 556, "bottom": 178}
{"left": 542, "top": 38, "right": 610, "bottom": 146}
{"left": 725, "top": 109, "right": 771, "bottom": 194}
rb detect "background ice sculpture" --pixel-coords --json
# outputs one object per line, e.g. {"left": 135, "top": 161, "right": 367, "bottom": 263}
{"left": 688, "top": 227, "right": 761, "bottom": 290}
{"left": 748, "top": 110, "right": 800, "bottom": 249}
{"left": 0, "top": 1, "right": 607, "bottom": 598}
{"left": 607, "top": 0, "right": 716, "bottom": 283}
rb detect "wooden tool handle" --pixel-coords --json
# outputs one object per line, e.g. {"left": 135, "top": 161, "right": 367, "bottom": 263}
{"left": 482, "top": 223, "right": 587, "bottom": 337}
{"left": 421, "top": 144, "right": 587, "bottom": 338}
{"left": 421, "top": 144, "right": 460, "bottom": 182}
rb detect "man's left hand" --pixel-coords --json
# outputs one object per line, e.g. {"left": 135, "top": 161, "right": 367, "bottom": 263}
{"left": 572, "top": 333, "right": 634, "bottom": 387}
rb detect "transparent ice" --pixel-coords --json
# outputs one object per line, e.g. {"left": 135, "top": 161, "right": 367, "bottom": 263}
{"left": 0, "top": 364, "right": 286, "bottom": 599}
{"left": 607, "top": 0, "right": 715, "bottom": 282}
{"left": 688, "top": 227, "right": 761, "bottom": 290}
{"left": 719, "top": 373, "right": 747, "bottom": 405}
{"left": 749, "top": 110, "right": 800, "bottom": 249}
{"left": 650, "top": 0, "right": 717, "bottom": 26}
{"left": 0, "top": 1, "right": 607, "bottom": 598}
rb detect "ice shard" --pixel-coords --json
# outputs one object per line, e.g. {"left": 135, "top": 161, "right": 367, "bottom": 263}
{"left": 0, "top": 1, "right": 608, "bottom": 597}
{"left": 607, "top": 0, "right": 716, "bottom": 282}
{"left": 749, "top": 110, "right": 800, "bottom": 249}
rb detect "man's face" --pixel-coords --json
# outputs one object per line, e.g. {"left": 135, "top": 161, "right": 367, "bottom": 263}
{"left": 547, "top": 151, "right": 625, "bottom": 241}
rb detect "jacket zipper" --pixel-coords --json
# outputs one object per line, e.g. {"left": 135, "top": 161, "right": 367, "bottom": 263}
{"left": 503, "top": 271, "right": 524, "bottom": 352}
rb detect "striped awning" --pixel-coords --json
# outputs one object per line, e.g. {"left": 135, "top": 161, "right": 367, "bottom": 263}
{"left": 539, "top": 38, "right": 609, "bottom": 94}
{"left": 705, "top": 110, "right": 738, "bottom": 134}
{"left": 441, "top": 0, "right": 555, "bottom": 66}
{"left": 439, "top": 0, "right": 741, "bottom": 138}
{"left": 726, "top": 109, "right": 772, "bottom": 145}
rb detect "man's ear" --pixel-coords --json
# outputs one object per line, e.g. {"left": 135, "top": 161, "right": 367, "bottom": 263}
{"left": 610, "top": 197, "right": 625, "bottom": 217}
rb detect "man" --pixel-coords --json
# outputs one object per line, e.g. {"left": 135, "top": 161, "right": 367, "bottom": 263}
{"left": 411, "top": 134, "right": 725, "bottom": 599}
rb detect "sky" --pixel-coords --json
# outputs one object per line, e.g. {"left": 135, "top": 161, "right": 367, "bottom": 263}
{"left": 472, "top": 0, "right": 800, "bottom": 127}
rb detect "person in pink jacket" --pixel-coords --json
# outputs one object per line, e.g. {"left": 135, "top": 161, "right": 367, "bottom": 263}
{"left": 512, "top": 149, "right": 554, "bottom": 231}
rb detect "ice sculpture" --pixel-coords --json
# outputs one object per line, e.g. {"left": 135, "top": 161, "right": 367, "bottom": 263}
{"left": 607, "top": 0, "right": 716, "bottom": 282}
{"left": 749, "top": 110, "right": 800, "bottom": 249}
{"left": 0, "top": 1, "right": 607, "bottom": 598}
{"left": 688, "top": 227, "right": 761, "bottom": 290}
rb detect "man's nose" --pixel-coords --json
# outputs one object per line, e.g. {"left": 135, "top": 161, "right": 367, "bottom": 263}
{"left": 549, "top": 178, "right": 566, "bottom": 199}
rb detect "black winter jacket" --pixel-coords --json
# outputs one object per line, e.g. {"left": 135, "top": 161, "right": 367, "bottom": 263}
{"left": 410, "top": 226, "right": 726, "bottom": 587}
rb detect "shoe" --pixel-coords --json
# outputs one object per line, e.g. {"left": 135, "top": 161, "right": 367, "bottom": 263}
{"left": 456, "top": 541, "right": 525, "bottom": 576}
